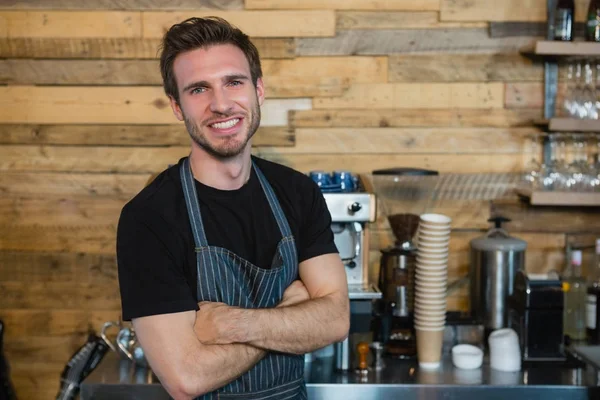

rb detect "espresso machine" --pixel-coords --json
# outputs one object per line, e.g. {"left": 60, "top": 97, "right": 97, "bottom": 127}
{"left": 316, "top": 172, "right": 381, "bottom": 370}
{"left": 370, "top": 168, "right": 440, "bottom": 358}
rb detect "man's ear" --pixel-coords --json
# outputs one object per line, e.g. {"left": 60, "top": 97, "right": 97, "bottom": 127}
{"left": 169, "top": 96, "right": 184, "bottom": 121}
{"left": 255, "top": 77, "right": 265, "bottom": 106}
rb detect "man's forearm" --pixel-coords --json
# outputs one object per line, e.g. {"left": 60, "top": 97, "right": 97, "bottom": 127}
{"left": 174, "top": 341, "right": 265, "bottom": 399}
{"left": 235, "top": 294, "right": 349, "bottom": 355}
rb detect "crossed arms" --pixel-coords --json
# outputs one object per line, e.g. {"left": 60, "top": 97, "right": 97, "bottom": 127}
{"left": 132, "top": 253, "right": 350, "bottom": 400}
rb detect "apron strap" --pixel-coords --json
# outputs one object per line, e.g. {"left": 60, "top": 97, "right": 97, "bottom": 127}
{"left": 252, "top": 160, "right": 293, "bottom": 239}
{"left": 180, "top": 157, "right": 209, "bottom": 248}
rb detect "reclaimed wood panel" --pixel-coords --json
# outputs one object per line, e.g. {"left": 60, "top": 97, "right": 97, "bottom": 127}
{"left": 0, "top": 146, "right": 523, "bottom": 173}
{"left": 11, "top": 363, "right": 62, "bottom": 400}
{"left": 290, "top": 109, "right": 542, "bottom": 128}
{"left": 0, "top": 124, "right": 295, "bottom": 147}
{"left": 1, "top": 11, "right": 333, "bottom": 39}
{"left": 142, "top": 10, "right": 336, "bottom": 38}
{"left": 440, "top": 0, "right": 589, "bottom": 22}
{"left": 336, "top": 11, "right": 487, "bottom": 30}
{"left": 0, "top": 172, "right": 149, "bottom": 197}
{"left": 0, "top": 87, "right": 311, "bottom": 125}
{"left": 313, "top": 83, "right": 504, "bottom": 109}
{"left": 0, "top": 61, "right": 347, "bottom": 98}
{"left": 388, "top": 54, "right": 542, "bottom": 82}
{"left": 296, "top": 28, "right": 536, "bottom": 56}
{"left": 506, "top": 82, "right": 553, "bottom": 109}
{"left": 4, "top": 334, "right": 90, "bottom": 363}
{"left": 0, "top": 145, "right": 189, "bottom": 173}
{"left": 257, "top": 153, "right": 525, "bottom": 174}
{"left": 490, "top": 22, "right": 587, "bottom": 39}
{"left": 0, "top": 310, "right": 121, "bottom": 338}
{"left": 0, "top": 282, "right": 120, "bottom": 309}
{"left": 504, "top": 82, "right": 565, "bottom": 109}
{"left": 492, "top": 200, "right": 600, "bottom": 233}
{"left": 0, "top": 56, "right": 386, "bottom": 86}
{"left": 0, "top": 11, "right": 142, "bottom": 38}
{"left": 0, "top": 225, "right": 117, "bottom": 254}
{"left": 0, "top": 0, "right": 244, "bottom": 9}
{"left": 262, "top": 56, "right": 388, "bottom": 83}
{"left": 0, "top": 251, "right": 118, "bottom": 284}
{"left": 0, "top": 37, "right": 295, "bottom": 59}
{"left": 264, "top": 127, "right": 536, "bottom": 154}
{"left": 245, "top": 0, "right": 439, "bottom": 10}
{"left": 0, "top": 195, "right": 124, "bottom": 226}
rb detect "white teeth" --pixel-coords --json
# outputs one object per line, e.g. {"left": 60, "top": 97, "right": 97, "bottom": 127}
{"left": 210, "top": 118, "right": 239, "bottom": 129}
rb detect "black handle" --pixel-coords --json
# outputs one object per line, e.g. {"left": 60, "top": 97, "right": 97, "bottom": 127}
{"left": 487, "top": 216, "right": 511, "bottom": 229}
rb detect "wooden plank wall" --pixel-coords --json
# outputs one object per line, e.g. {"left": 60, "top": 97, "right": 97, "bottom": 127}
{"left": 0, "top": 0, "right": 599, "bottom": 398}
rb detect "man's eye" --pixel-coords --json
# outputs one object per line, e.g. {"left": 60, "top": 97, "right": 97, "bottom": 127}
{"left": 229, "top": 80, "right": 242, "bottom": 86}
{"left": 191, "top": 87, "right": 205, "bottom": 94}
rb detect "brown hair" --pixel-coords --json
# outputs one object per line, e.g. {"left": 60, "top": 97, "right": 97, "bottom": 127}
{"left": 159, "top": 16, "right": 263, "bottom": 104}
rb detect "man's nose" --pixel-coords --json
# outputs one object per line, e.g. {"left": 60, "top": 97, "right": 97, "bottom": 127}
{"left": 209, "top": 87, "right": 234, "bottom": 114}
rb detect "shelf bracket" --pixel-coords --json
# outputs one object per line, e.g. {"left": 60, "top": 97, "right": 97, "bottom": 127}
{"left": 543, "top": 0, "right": 558, "bottom": 164}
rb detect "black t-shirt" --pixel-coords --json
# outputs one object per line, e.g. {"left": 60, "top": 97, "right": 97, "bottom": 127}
{"left": 117, "top": 156, "right": 338, "bottom": 321}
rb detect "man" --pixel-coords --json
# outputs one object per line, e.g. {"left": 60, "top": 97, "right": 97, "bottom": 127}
{"left": 116, "top": 17, "right": 349, "bottom": 400}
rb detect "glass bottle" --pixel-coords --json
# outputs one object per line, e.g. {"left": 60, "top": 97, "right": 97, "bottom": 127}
{"left": 587, "top": 0, "right": 600, "bottom": 41}
{"left": 563, "top": 249, "right": 587, "bottom": 341}
{"left": 554, "top": 0, "right": 575, "bottom": 41}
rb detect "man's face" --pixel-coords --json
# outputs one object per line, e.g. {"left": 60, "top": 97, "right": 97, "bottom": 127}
{"left": 169, "top": 44, "right": 264, "bottom": 159}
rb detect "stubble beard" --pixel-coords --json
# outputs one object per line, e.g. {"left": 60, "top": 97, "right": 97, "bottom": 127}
{"left": 183, "top": 101, "right": 261, "bottom": 160}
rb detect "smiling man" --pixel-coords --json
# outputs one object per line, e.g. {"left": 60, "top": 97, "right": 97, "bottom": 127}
{"left": 116, "top": 17, "right": 349, "bottom": 400}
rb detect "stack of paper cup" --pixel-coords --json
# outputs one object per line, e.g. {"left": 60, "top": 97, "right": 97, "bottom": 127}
{"left": 414, "top": 213, "right": 452, "bottom": 370}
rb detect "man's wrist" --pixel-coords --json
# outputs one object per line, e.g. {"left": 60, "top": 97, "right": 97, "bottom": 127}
{"left": 230, "top": 307, "right": 261, "bottom": 344}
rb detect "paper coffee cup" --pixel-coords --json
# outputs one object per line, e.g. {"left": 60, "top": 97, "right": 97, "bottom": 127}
{"left": 416, "top": 328, "right": 444, "bottom": 368}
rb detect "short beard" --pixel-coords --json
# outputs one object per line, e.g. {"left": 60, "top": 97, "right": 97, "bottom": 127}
{"left": 183, "top": 103, "right": 261, "bottom": 160}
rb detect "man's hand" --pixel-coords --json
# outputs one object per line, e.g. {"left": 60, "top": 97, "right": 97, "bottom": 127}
{"left": 277, "top": 280, "right": 310, "bottom": 308}
{"left": 194, "top": 302, "right": 245, "bottom": 345}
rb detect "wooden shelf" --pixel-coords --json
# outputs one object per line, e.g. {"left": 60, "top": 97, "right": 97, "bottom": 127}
{"left": 515, "top": 187, "right": 600, "bottom": 206}
{"left": 523, "top": 41, "right": 600, "bottom": 57}
{"left": 535, "top": 118, "right": 600, "bottom": 132}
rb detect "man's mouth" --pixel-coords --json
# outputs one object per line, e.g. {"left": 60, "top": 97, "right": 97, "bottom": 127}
{"left": 209, "top": 118, "right": 240, "bottom": 129}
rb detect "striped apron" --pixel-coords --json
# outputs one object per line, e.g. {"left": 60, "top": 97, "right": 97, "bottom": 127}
{"left": 180, "top": 157, "right": 307, "bottom": 400}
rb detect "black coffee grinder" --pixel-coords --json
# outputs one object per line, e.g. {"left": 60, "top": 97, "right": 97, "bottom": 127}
{"left": 375, "top": 213, "right": 420, "bottom": 357}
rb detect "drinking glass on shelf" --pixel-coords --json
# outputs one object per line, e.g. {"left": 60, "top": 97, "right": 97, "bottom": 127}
{"left": 541, "top": 133, "right": 569, "bottom": 191}
{"left": 521, "top": 134, "right": 542, "bottom": 189}
{"left": 581, "top": 62, "right": 598, "bottom": 120}
{"left": 562, "top": 63, "right": 576, "bottom": 117}
{"left": 565, "top": 134, "right": 595, "bottom": 191}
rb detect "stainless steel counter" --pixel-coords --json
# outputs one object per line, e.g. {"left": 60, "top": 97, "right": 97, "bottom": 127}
{"left": 81, "top": 351, "right": 600, "bottom": 400}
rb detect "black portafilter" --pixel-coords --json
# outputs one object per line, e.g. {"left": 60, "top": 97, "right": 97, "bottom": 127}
{"left": 55, "top": 333, "right": 110, "bottom": 400}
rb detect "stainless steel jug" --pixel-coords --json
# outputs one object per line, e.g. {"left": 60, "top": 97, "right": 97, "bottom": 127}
{"left": 101, "top": 321, "right": 149, "bottom": 367}
{"left": 470, "top": 216, "right": 527, "bottom": 332}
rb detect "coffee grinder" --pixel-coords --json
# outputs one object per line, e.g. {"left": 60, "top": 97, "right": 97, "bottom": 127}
{"left": 371, "top": 168, "right": 440, "bottom": 358}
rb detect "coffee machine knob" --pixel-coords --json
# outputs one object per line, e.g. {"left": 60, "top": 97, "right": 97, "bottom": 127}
{"left": 348, "top": 202, "right": 362, "bottom": 214}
